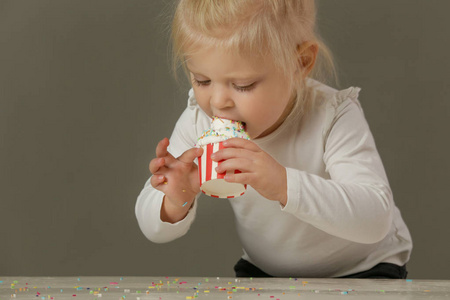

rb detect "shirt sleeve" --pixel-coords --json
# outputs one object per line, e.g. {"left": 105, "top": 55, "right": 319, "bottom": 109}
{"left": 135, "top": 93, "right": 203, "bottom": 243}
{"left": 282, "top": 90, "right": 394, "bottom": 244}
{"left": 135, "top": 178, "right": 200, "bottom": 243}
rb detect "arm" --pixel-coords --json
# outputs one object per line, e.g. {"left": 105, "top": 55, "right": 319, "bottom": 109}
{"left": 214, "top": 96, "right": 394, "bottom": 244}
{"left": 283, "top": 98, "right": 394, "bottom": 244}
{"left": 135, "top": 106, "right": 203, "bottom": 243}
{"left": 150, "top": 137, "right": 203, "bottom": 223}
{"left": 135, "top": 178, "right": 200, "bottom": 243}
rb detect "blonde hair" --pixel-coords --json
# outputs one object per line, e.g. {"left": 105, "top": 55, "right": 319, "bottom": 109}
{"left": 170, "top": 0, "right": 336, "bottom": 115}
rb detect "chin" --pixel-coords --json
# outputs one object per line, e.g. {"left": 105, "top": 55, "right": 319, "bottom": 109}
{"left": 247, "top": 130, "right": 260, "bottom": 140}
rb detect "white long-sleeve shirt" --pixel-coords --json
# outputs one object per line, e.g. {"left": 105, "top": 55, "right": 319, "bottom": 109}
{"left": 136, "top": 79, "right": 412, "bottom": 277}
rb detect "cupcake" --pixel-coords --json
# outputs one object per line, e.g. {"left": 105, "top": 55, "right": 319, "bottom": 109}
{"left": 197, "top": 117, "right": 250, "bottom": 198}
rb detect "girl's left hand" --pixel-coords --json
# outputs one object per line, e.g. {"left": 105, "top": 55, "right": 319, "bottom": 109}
{"left": 211, "top": 138, "right": 287, "bottom": 205}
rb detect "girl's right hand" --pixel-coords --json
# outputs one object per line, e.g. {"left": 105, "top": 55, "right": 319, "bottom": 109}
{"left": 149, "top": 138, "right": 203, "bottom": 223}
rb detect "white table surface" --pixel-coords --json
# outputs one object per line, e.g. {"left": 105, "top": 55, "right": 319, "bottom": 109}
{"left": 1, "top": 276, "right": 450, "bottom": 299}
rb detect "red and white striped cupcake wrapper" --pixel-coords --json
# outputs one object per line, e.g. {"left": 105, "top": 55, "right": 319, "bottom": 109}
{"left": 198, "top": 142, "right": 247, "bottom": 198}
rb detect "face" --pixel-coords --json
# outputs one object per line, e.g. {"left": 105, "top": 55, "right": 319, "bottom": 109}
{"left": 186, "top": 47, "right": 296, "bottom": 139}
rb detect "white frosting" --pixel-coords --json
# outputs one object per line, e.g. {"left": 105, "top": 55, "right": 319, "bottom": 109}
{"left": 197, "top": 117, "right": 250, "bottom": 146}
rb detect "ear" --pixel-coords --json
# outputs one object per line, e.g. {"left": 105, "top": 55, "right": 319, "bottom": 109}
{"left": 296, "top": 41, "right": 319, "bottom": 78}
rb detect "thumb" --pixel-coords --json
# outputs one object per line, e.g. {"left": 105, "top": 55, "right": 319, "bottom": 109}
{"left": 178, "top": 147, "right": 203, "bottom": 164}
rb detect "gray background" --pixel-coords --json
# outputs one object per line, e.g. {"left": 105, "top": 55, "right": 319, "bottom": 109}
{"left": 0, "top": 0, "right": 448, "bottom": 278}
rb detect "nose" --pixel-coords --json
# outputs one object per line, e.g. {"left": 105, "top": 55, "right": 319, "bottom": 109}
{"left": 210, "top": 85, "right": 234, "bottom": 110}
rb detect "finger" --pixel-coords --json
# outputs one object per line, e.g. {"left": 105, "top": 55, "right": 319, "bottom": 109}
{"left": 224, "top": 172, "right": 252, "bottom": 185}
{"left": 149, "top": 157, "right": 165, "bottom": 174}
{"left": 156, "top": 138, "right": 177, "bottom": 166}
{"left": 215, "top": 157, "right": 253, "bottom": 174}
{"left": 222, "top": 138, "right": 261, "bottom": 151}
{"left": 150, "top": 174, "right": 167, "bottom": 188}
{"left": 156, "top": 138, "right": 170, "bottom": 157}
{"left": 211, "top": 147, "right": 254, "bottom": 162}
{"left": 178, "top": 147, "right": 203, "bottom": 164}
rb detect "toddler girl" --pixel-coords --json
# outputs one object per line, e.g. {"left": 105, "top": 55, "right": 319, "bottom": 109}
{"left": 136, "top": 0, "right": 412, "bottom": 278}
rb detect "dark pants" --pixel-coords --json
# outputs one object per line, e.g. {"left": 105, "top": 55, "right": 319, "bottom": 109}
{"left": 234, "top": 258, "right": 408, "bottom": 279}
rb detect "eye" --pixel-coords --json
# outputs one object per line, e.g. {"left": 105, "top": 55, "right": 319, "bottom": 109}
{"left": 233, "top": 82, "right": 256, "bottom": 92}
{"left": 192, "top": 78, "right": 211, "bottom": 87}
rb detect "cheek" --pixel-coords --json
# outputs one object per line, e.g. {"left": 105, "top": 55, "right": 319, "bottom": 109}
{"left": 254, "top": 91, "right": 288, "bottom": 118}
{"left": 192, "top": 89, "right": 212, "bottom": 113}
{"left": 243, "top": 100, "right": 279, "bottom": 130}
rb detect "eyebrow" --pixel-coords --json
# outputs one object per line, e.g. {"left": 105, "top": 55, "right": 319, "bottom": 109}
{"left": 188, "top": 69, "right": 263, "bottom": 83}
{"left": 185, "top": 64, "right": 207, "bottom": 77}
{"left": 185, "top": 59, "right": 266, "bottom": 81}
{"left": 188, "top": 70, "right": 208, "bottom": 78}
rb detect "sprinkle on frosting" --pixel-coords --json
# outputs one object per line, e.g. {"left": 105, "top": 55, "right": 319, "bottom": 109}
{"left": 197, "top": 116, "right": 250, "bottom": 146}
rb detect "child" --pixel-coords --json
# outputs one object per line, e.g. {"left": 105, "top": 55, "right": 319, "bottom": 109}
{"left": 136, "top": 0, "right": 412, "bottom": 278}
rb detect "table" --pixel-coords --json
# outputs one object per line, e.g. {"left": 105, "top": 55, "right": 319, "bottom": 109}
{"left": 1, "top": 276, "right": 450, "bottom": 299}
